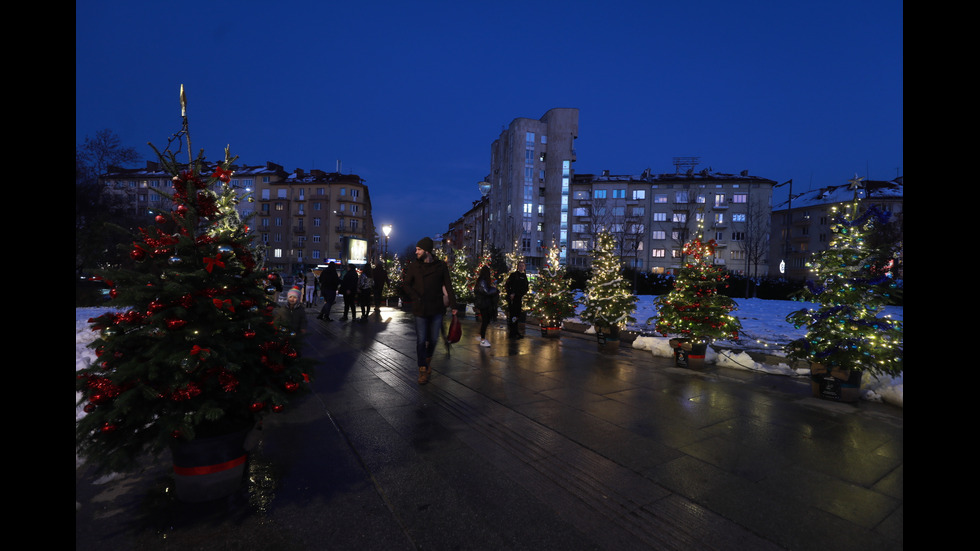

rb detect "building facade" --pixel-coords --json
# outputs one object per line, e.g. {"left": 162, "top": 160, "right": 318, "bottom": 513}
{"left": 486, "top": 108, "right": 579, "bottom": 268}
{"left": 768, "top": 177, "right": 903, "bottom": 280}
{"left": 254, "top": 166, "right": 375, "bottom": 275}
{"left": 99, "top": 161, "right": 377, "bottom": 276}
{"left": 568, "top": 168, "right": 776, "bottom": 276}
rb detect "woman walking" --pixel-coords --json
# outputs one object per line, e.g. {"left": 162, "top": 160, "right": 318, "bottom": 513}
{"left": 473, "top": 266, "right": 498, "bottom": 348}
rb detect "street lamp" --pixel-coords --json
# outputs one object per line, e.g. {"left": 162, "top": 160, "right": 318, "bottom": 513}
{"left": 382, "top": 224, "right": 392, "bottom": 260}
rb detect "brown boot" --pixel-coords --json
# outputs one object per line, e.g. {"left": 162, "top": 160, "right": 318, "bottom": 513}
{"left": 417, "top": 367, "right": 429, "bottom": 384}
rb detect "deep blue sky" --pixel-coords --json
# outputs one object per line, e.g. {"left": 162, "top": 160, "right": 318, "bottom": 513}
{"left": 76, "top": 0, "right": 903, "bottom": 255}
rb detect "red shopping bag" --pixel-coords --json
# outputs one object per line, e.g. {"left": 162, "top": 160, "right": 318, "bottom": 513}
{"left": 447, "top": 314, "right": 462, "bottom": 343}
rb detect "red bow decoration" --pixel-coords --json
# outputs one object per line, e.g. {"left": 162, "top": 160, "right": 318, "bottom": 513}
{"left": 190, "top": 345, "right": 210, "bottom": 356}
{"left": 203, "top": 253, "right": 225, "bottom": 273}
{"left": 213, "top": 298, "right": 235, "bottom": 312}
{"left": 212, "top": 165, "right": 234, "bottom": 183}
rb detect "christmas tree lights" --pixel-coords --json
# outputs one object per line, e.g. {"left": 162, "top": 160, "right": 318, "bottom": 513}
{"left": 528, "top": 242, "right": 577, "bottom": 328}
{"left": 785, "top": 176, "right": 903, "bottom": 378}
{"left": 581, "top": 230, "right": 637, "bottom": 338}
{"left": 76, "top": 88, "right": 313, "bottom": 475}
{"left": 652, "top": 226, "right": 742, "bottom": 344}
{"left": 502, "top": 240, "right": 525, "bottom": 316}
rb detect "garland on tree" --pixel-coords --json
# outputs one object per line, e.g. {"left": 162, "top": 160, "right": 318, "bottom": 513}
{"left": 652, "top": 235, "right": 742, "bottom": 343}
{"left": 785, "top": 176, "right": 903, "bottom": 377}
{"left": 581, "top": 230, "right": 637, "bottom": 336}
{"left": 76, "top": 88, "right": 313, "bottom": 474}
{"left": 501, "top": 240, "right": 525, "bottom": 316}
{"left": 528, "top": 242, "right": 577, "bottom": 327}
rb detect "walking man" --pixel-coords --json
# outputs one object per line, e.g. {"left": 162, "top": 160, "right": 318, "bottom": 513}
{"left": 403, "top": 237, "right": 456, "bottom": 384}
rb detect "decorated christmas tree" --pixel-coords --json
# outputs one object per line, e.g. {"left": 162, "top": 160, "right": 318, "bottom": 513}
{"left": 76, "top": 87, "right": 313, "bottom": 475}
{"left": 447, "top": 247, "right": 474, "bottom": 307}
{"left": 501, "top": 240, "right": 525, "bottom": 316}
{"left": 384, "top": 254, "right": 404, "bottom": 303}
{"left": 652, "top": 232, "right": 742, "bottom": 344}
{"left": 581, "top": 230, "right": 637, "bottom": 339}
{"left": 528, "top": 243, "right": 577, "bottom": 328}
{"left": 785, "top": 176, "right": 903, "bottom": 378}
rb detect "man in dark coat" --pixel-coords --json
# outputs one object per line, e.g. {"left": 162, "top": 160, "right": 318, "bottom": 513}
{"left": 505, "top": 261, "right": 529, "bottom": 338}
{"left": 316, "top": 262, "right": 340, "bottom": 321}
{"left": 402, "top": 237, "right": 456, "bottom": 384}
{"left": 339, "top": 263, "right": 359, "bottom": 321}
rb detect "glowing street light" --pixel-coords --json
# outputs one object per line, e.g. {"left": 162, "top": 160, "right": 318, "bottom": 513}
{"left": 382, "top": 224, "right": 392, "bottom": 260}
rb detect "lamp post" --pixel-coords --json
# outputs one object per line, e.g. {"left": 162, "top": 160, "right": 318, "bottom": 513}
{"left": 382, "top": 224, "right": 392, "bottom": 260}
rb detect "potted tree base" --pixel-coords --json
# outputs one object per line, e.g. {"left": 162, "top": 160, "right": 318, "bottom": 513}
{"left": 170, "top": 425, "right": 254, "bottom": 502}
{"left": 541, "top": 325, "right": 561, "bottom": 338}
{"left": 596, "top": 325, "right": 621, "bottom": 351}
{"left": 808, "top": 363, "right": 862, "bottom": 403}
{"left": 668, "top": 338, "right": 708, "bottom": 368}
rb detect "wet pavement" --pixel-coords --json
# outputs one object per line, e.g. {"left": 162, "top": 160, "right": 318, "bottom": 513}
{"left": 76, "top": 304, "right": 903, "bottom": 550}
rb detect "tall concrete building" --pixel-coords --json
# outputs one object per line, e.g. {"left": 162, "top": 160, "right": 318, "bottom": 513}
{"left": 486, "top": 108, "right": 579, "bottom": 268}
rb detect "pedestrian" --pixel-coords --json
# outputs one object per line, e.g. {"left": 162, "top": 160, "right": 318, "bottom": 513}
{"left": 304, "top": 271, "right": 316, "bottom": 307}
{"left": 403, "top": 237, "right": 456, "bottom": 384}
{"left": 473, "top": 265, "right": 499, "bottom": 347}
{"left": 505, "top": 261, "right": 529, "bottom": 338}
{"left": 339, "top": 263, "right": 359, "bottom": 321}
{"left": 357, "top": 267, "right": 374, "bottom": 320}
{"left": 372, "top": 261, "right": 389, "bottom": 313}
{"left": 273, "top": 287, "right": 308, "bottom": 336}
{"left": 317, "top": 262, "right": 340, "bottom": 321}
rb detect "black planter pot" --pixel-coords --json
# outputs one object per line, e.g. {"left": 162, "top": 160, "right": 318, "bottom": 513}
{"left": 669, "top": 338, "right": 708, "bottom": 368}
{"left": 596, "top": 327, "right": 620, "bottom": 350}
{"left": 809, "top": 363, "right": 862, "bottom": 402}
{"left": 170, "top": 427, "right": 252, "bottom": 502}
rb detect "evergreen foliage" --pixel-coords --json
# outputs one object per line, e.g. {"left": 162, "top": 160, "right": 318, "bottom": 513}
{"left": 76, "top": 104, "right": 313, "bottom": 474}
{"left": 528, "top": 243, "right": 577, "bottom": 327}
{"left": 785, "top": 177, "right": 903, "bottom": 377}
{"left": 448, "top": 247, "right": 474, "bottom": 305}
{"left": 581, "top": 230, "right": 637, "bottom": 336}
{"left": 502, "top": 241, "right": 525, "bottom": 316}
{"left": 652, "top": 235, "right": 742, "bottom": 343}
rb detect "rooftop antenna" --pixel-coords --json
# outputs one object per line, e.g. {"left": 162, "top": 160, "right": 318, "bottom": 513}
{"left": 672, "top": 156, "right": 700, "bottom": 174}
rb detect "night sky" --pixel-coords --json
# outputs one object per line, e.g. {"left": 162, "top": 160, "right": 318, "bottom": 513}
{"left": 76, "top": 0, "right": 903, "bottom": 255}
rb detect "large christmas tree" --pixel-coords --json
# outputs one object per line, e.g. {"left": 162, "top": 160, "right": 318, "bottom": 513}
{"left": 528, "top": 243, "right": 577, "bottom": 328}
{"left": 785, "top": 176, "right": 903, "bottom": 378}
{"left": 581, "top": 230, "right": 637, "bottom": 338}
{"left": 76, "top": 88, "right": 312, "bottom": 474}
{"left": 652, "top": 234, "right": 742, "bottom": 343}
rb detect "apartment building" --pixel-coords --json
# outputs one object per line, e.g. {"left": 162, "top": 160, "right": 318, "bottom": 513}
{"left": 98, "top": 161, "right": 376, "bottom": 275}
{"left": 769, "top": 177, "right": 903, "bottom": 280}
{"left": 445, "top": 192, "right": 490, "bottom": 259}
{"left": 485, "top": 108, "right": 579, "bottom": 268}
{"left": 569, "top": 167, "right": 777, "bottom": 276}
{"left": 254, "top": 166, "right": 375, "bottom": 275}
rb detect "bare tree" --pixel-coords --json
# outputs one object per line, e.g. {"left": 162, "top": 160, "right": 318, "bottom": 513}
{"left": 76, "top": 129, "right": 140, "bottom": 182}
{"left": 75, "top": 130, "right": 142, "bottom": 275}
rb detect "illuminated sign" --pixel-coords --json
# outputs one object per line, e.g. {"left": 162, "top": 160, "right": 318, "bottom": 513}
{"left": 348, "top": 238, "right": 368, "bottom": 265}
